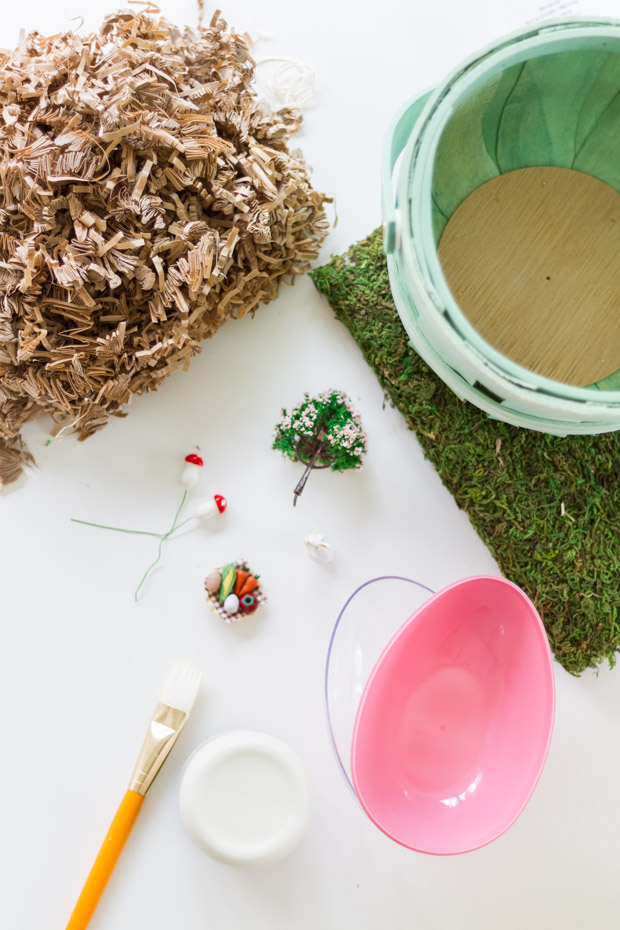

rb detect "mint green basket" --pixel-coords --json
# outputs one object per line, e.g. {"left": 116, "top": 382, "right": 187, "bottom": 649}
{"left": 383, "top": 19, "right": 620, "bottom": 435}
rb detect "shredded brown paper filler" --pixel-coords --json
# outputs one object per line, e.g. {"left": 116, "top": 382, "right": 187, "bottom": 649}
{"left": 0, "top": 8, "right": 329, "bottom": 485}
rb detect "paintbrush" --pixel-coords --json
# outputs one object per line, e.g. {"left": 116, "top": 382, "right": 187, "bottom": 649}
{"left": 66, "top": 662, "right": 203, "bottom": 930}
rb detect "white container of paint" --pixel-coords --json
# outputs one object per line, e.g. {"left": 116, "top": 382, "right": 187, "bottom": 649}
{"left": 179, "top": 730, "right": 312, "bottom": 868}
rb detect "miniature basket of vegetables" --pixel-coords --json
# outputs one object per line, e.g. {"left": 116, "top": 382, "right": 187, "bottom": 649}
{"left": 204, "top": 561, "right": 266, "bottom": 622}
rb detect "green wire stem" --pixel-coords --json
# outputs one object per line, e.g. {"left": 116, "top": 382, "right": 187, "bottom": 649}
{"left": 71, "top": 518, "right": 163, "bottom": 538}
{"left": 133, "top": 490, "right": 188, "bottom": 601}
{"left": 71, "top": 491, "right": 195, "bottom": 601}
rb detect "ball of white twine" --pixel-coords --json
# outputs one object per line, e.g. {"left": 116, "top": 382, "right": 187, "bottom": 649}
{"left": 256, "top": 57, "right": 316, "bottom": 108}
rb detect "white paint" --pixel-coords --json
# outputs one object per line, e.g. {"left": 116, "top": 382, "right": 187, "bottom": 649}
{"left": 179, "top": 732, "right": 312, "bottom": 867}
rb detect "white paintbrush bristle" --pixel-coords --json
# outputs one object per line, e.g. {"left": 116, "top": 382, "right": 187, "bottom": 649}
{"left": 160, "top": 662, "right": 203, "bottom": 714}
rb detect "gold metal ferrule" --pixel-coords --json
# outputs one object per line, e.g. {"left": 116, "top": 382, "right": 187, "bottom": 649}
{"left": 128, "top": 702, "right": 187, "bottom": 796}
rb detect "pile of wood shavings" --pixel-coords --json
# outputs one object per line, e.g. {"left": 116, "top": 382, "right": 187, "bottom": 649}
{"left": 0, "top": 9, "right": 329, "bottom": 485}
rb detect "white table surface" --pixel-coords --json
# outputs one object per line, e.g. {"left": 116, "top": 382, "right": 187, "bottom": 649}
{"left": 2, "top": 1, "right": 620, "bottom": 927}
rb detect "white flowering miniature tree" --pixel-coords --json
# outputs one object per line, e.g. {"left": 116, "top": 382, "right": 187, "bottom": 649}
{"left": 273, "top": 390, "right": 368, "bottom": 505}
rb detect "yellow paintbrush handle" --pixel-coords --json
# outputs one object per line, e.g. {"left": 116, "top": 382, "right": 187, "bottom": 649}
{"left": 66, "top": 789, "right": 145, "bottom": 930}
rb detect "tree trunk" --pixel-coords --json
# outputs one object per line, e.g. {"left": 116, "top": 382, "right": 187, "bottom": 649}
{"left": 293, "top": 440, "right": 326, "bottom": 506}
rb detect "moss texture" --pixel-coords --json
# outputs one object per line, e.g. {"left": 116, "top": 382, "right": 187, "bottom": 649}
{"left": 310, "top": 228, "right": 620, "bottom": 676}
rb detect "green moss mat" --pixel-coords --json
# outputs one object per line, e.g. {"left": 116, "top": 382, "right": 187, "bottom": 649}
{"left": 310, "top": 229, "right": 620, "bottom": 676}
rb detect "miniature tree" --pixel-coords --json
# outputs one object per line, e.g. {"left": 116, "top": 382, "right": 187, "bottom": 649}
{"left": 273, "top": 390, "right": 367, "bottom": 505}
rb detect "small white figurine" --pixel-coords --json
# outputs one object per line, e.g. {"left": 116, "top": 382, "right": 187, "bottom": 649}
{"left": 305, "top": 531, "right": 334, "bottom": 564}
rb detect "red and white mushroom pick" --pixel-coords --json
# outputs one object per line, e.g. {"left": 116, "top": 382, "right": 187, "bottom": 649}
{"left": 181, "top": 453, "right": 204, "bottom": 489}
{"left": 195, "top": 494, "right": 227, "bottom": 520}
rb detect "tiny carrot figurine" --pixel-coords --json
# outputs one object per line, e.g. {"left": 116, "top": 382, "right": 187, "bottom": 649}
{"left": 234, "top": 567, "right": 248, "bottom": 596}
{"left": 238, "top": 574, "right": 259, "bottom": 598}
